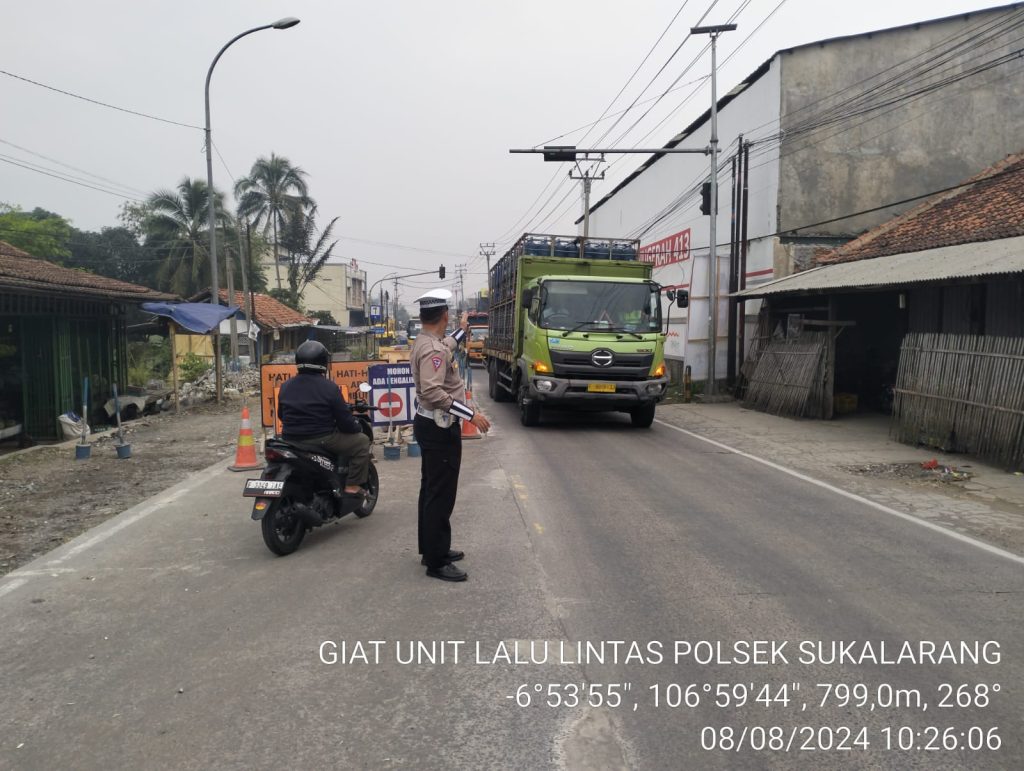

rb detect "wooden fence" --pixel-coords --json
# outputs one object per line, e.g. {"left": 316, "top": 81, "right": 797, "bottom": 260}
{"left": 893, "top": 332, "right": 1024, "bottom": 469}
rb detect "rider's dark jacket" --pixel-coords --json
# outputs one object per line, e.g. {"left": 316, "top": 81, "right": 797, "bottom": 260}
{"left": 278, "top": 373, "right": 361, "bottom": 439}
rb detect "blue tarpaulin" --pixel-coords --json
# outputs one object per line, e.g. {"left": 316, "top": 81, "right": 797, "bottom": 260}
{"left": 141, "top": 302, "right": 241, "bottom": 334}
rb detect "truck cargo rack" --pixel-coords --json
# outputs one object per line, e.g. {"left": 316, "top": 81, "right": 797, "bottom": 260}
{"left": 487, "top": 232, "right": 643, "bottom": 355}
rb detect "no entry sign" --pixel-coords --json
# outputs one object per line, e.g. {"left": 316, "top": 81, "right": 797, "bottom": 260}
{"left": 377, "top": 392, "right": 404, "bottom": 419}
{"left": 368, "top": 363, "right": 416, "bottom": 426}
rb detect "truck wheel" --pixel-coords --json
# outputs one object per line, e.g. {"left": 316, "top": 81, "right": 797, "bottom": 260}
{"left": 630, "top": 403, "right": 656, "bottom": 428}
{"left": 519, "top": 386, "right": 541, "bottom": 427}
{"left": 488, "top": 362, "right": 499, "bottom": 401}
{"left": 489, "top": 361, "right": 511, "bottom": 403}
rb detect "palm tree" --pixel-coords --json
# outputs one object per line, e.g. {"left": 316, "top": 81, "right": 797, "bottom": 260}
{"left": 234, "top": 154, "right": 310, "bottom": 291}
{"left": 146, "top": 177, "right": 230, "bottom": 297}
{"left": 277, "top": 204, "right": 339, "bottom": 307}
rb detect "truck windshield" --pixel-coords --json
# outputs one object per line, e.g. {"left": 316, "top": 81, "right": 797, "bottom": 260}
{"left": 539, "top": 281, "right": 661, "bottom": 333}
{"left": 470, "top": 327, "right": 488, "bottom": 341}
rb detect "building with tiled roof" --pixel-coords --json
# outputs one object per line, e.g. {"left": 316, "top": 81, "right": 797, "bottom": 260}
{"left": 182, "top": 288, "right": 318, "bottom": 363}
{"left": 0, "top": 241, "right": 175, "bottom": 302}
{"left": 215, "top": 289, "right": 315, "bottom": 330}
{"left": 818, "top": 153, "right": 1024, "bottom": 265}
{"left": 0, "top": 241, "right": 177, "bottom": 442}
{"left": 734, "top": 154, "right": 1023, "bottom": 468}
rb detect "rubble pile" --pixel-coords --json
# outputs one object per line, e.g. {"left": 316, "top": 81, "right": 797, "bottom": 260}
{"left": 171, "top": 366, "right": 260, "bottom": 408}
{"left": 224, "top": 367, "right": 261, "bottom": 393}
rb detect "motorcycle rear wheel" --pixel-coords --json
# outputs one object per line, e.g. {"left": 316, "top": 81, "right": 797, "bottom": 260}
{"left": 261, "top": 498, "right": 306, "bottom": 555}
{"left": 354, "top": 464, "right": 379, "bottom": 518}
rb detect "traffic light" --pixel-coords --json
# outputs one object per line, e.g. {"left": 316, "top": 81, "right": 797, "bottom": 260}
{"left": 542, "top": 145, "right": 578, "bottom": 162}
{"left": 439, "top": 264, "right": 446, "bottom": 280}
{"left": 699, "top": 181, "right": 713, "bottom": 216}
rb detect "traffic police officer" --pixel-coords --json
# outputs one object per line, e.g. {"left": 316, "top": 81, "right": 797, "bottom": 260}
{"left": 410, "top": 289, "right": 491, "bottom": 582}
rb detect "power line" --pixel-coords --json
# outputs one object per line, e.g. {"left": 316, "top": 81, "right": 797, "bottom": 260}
{"left": 596, "top": 6, "right": 1024, "bottom": 242}
{"left": 0, "top": 138, "right": 151, "bottom": 197}
{"left": 776, "top": 162, "right": 1024, "bottom": 236}
{"left": 494, "top": 0, "right": 706, "bottom": 243}
{"left": 0, "top": 67, "right": 203, "bottom": 130}
{"left": 0, "top": 156, "right": 142, "bottom": 201}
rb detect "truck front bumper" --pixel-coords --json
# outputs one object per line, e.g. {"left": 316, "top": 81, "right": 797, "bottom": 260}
{"left": 527, "top": 375, "right": 668, "bottom": 407}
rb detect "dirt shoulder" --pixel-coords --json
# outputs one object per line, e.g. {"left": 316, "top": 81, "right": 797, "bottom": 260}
{"left": 0, "top": 400, "right": 254, "bottom": 576}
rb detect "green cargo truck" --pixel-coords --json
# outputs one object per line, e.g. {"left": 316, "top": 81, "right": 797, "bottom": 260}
{"left": 484, "top": 233, "right": 687, "bottom": 427}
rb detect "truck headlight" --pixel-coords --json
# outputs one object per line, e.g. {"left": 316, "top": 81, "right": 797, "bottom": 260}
{"left": 536, "top": 379, "right": 554, "bottom": 392}
{"left": 647, "top": 383, "right": 664, "bottom": 395}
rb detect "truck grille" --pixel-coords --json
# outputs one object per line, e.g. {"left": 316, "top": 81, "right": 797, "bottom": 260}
{"left": 549, "top": 350, "right": 654, "bottom": 380}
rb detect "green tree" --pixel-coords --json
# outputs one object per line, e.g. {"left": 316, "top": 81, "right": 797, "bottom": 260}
{"left": 66, "top": 226, "right": 157, "bottom": 287}
{"left": 145, "top": 177, "right": 229, "bottom": 297}
{"left": 234, "top": 154, "right": 310, "bottom": 293}
{"left": 268, "top": 287, "right": 303, "bottom": 312}
{"left": 118, "top": 200, "right": 155, "bottom": 239}
{"left": 277, "top": 205, "right": 339, "bottom": 308}
{"left": 308, "top": 309, "right": 338, "bottom": 326}
{"left": 0, "top": 204, "right": 72, "bottom": 258}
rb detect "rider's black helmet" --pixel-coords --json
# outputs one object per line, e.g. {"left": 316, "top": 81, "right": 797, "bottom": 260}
{"left": 295, "top": 340, "right": 329, "bottom": 374}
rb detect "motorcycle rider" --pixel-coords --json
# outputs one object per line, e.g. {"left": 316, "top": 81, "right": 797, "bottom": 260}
{"left": 277, "top": 340, "right": 370, "bottom": 498}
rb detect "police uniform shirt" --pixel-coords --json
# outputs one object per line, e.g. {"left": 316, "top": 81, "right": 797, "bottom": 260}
{"left": 410, "top": 328, "right": 475, "bottom": 421}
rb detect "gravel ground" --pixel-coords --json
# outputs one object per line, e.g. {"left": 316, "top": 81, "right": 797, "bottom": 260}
{"left": 0, "top": 399, "right": 254, "bottom": 576}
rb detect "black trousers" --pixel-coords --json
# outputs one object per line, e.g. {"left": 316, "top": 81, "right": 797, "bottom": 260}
{"left": 414, "top": 414, "right": 462, "bottom": 569}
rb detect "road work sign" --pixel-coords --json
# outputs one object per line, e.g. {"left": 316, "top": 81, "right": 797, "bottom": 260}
{"left": 368, "top": 363, "right": 416, "bottom": 426}
{"left": 260, "top": 360, "right": 385, "bottom": 429}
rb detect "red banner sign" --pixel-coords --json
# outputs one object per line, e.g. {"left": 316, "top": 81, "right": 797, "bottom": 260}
{"left": 639, "top": 228, "right": 691, "bottom": 269}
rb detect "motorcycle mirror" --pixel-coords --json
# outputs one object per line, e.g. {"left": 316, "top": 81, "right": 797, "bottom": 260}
{"left": 358, "top": 382, "right": 372, "bottom": 393}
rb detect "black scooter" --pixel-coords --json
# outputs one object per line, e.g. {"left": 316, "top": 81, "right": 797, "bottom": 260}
{"left": 244, "top": 383, "right": 379, "bottom": 556}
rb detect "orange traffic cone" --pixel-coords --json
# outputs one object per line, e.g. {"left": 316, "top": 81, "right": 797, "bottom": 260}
{"left": 229, "top": 405, "right": 265, "bottom": 471}
{"left": 462, "top": 388, "right": 483, "bottom": 440}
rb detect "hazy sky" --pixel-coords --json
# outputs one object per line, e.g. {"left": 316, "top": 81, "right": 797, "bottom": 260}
{"left": 0, "top": 0, "right": 1005, "bottom": 302}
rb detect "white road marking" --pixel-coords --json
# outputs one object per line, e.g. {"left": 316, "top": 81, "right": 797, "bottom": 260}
{"left": 654, "top": 418, "right": 1024, "bottom": 567}
{"left": 0, "top": 578, "right": 27, "bottom": 599}
{"left": 0, "top": 461, "right": 232, "bottom": 597}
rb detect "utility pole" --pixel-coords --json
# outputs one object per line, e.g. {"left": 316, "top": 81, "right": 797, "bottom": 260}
{"left": 236, "top": 222, "right": 253, "bottom": 348}
{"left": 569, "top": 157, "right": 606, "bottom": 249}
{"left": 456, "top": 264, "right": 467, "bottom": 312}
{"left": 393, "top": 277, "right": 400, "bottom": 337}
{"left": 692, "top": 23, "right": 736, "bottom": 397}
{"left": 225, "top": 229, "right": 239, "bottom": 365}
{"left": 479, "top": 243, "right": 495, "bottom": 310}
{"left": 479, "top": 242, "right": 495, "bottom": 274}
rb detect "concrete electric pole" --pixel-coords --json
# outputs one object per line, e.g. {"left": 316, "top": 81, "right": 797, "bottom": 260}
{"left": 692, "top": 23, "right": 736, "bottom": 397}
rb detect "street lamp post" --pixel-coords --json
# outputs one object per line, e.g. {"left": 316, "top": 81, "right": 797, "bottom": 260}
{"left": 691, "top": 24, "right": 736, "bottom": 397}
{"left": 205, "top": 16, "right": 299, "bottom": 401}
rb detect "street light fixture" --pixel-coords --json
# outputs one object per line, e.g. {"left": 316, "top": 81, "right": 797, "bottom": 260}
{"left": 204, "top": 17, "right": 300, "bottom": 401}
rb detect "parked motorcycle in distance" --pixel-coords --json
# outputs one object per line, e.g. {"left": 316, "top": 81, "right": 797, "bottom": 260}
{"left": 244, "top": 382, "right": 379, "bottom": 556}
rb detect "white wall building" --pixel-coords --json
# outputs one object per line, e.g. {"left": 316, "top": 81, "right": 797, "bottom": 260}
{"left": 302, "top": 259, "right": 367, "bottom": 327}
{"left": 583, "top": 3, "right": 1024, "bottom": 383}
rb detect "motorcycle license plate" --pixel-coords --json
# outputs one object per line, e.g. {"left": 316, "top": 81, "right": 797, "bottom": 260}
{"left": 587, "top": 383, "right": 616, "bottom": 393}
{"left": 243, "top": 479, "right": 284, "bottom": 497}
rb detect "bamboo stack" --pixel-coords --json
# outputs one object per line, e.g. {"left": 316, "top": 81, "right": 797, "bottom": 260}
{"left": 893, "top": 332, "right": 1024, "bottom": 469}
{"left": 744, "top": 332, "right": 828, "bottom": 418}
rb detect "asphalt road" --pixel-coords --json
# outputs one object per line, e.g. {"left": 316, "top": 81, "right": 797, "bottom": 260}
{"left": 1, "top": 369, "right": 1021, "bottom": 770}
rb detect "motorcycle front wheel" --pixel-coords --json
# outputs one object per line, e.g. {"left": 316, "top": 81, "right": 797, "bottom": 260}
{"left": 354, "top": 464, "right": 379, "bottom": 518}
{"left": 261, "top": 498, "right": 306, "bottom": 555}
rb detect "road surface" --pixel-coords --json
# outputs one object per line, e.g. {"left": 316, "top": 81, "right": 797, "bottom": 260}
{"left": 1, "top": 369, "right": 1021, "bottom": 769}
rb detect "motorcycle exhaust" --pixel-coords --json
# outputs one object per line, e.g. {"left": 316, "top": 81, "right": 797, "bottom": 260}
{"left": 290, "top": 501, "right": 324, "bottom": 528}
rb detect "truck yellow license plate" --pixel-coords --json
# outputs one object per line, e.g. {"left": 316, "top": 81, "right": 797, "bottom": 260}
{"left": 587, "top": 383, "right": 616, "bottom": 393}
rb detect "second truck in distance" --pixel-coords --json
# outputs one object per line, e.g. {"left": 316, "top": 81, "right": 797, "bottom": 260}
{"left": 484, "top": 233, "right": 686, "bottom": 427}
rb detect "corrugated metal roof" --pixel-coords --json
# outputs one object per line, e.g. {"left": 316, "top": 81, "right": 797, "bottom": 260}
{"left": 735, "top": 235, "right": 1024, "bottom": 297}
